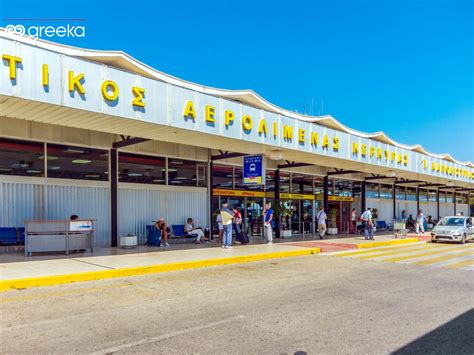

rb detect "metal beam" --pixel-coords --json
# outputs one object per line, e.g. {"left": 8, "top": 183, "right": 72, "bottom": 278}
{"left": 327, "top": 169, "right": 359, "bottom": 176}
{"left": 277, "top": 162, "right": 313, "bottom": 169}
{"left": 364, "top": 175, "right": 396, "bottom": 181}
{"left": 211, "top": 151, "right": 246, "bottom": 161}
{"left": 418, "top": 183, "right": 446, "bottom": 188}
{"left": 112, "top": 137, "right": 150, "bottom": 149}
{"left": 394, "top": 179, "right": 423, "bottom": 185}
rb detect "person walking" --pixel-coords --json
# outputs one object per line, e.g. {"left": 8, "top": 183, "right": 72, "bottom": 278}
{"left": 361, "top": 207, "right": 374, "bottom": 240}
{"left": 316, "top": 205, "right": 327, "bottom": 240}
{"left": 220, "top": 202, "right": 234, "bottom": 249}
{"left": 262, "top": 203, "right": 274, "bottom": 244}
{"left": 415, "top": 209, "right": 425, "bottom": 234}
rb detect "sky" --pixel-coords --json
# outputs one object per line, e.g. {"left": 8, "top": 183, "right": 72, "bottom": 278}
{"left": 1, "top": 0, "right": 473, "bottom": 162}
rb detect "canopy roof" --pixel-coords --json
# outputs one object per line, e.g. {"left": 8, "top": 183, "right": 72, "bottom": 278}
{"left": 1, "top": 29, "right": 472, "bottom": 168}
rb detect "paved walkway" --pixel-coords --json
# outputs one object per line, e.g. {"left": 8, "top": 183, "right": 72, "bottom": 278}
{"left": 0, "top": 232, "right": 431, "bottom": 291}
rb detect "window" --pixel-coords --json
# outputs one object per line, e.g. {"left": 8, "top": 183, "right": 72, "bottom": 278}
{"left": 291, "top": 174, "right": 313, "bottom": 194}
{"left": 439, "top": 192, "right": 446, "bottom": 203}
{"left": 428, "top": 191, "right": 437, "bottom": 202}
{"left": 265, "top": 170, "right": 276, "bottom": 192}
{"left": 445, "top": 192, "right": 453, "bottom": 203}
{"left": 168, "top": 158, "right": 202, "bottom": 187}
{"left": 327, "top": 178, "right": 334, "bottom": 195}
{"left": 406, "top": 188, "right": 417, "bottom": 201}
{"left": 119, "top": 152, "right": 166, "bottom": 184}
{"left": 352, "top": 181, "right": 362, "bottom": 198}
{"left": 334, "top": 180, "right": 352, "bottom": 197}
{"left": 197, "top": 162, "right": 207, "bottom": 188}
{"left": 396, "top": 186, "right": 406, "bottom": 200}
{"left": 212, "top": 165, "right": 234, "bottom": 189}
{"left": 380, "top": 185, "right": 393, "bottom": 199}
{"left": 46, "top": 143, "right": 108, "bottom": 181}
{"left": 419, "top": 189, "right": 428, "bottom": 202}
{"left": 366, "top": 183, "right": 379, "bottom": 199}
{"left": 456, "top": 193, "right": 468, "bottom": 204}
{"left": 279, "top": 172, "right": 290, "bottom": 193}
{"left": 314, "top": 177, "right": 325, "bottom": 196}
{"left": 0, "top": 138, "right": 45, "bottom": 177}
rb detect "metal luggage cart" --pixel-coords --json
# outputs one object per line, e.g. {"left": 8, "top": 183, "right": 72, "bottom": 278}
{"left": 393, "top": 219, "right": 408, "bottom": 239}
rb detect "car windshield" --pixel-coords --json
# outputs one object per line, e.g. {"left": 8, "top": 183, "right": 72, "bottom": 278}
{"left": 437, "top": 217, "right": 465, "bottom": 227}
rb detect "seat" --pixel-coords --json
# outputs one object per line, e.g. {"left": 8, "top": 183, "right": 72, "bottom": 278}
{"left": 171, "top": 225, "right": 198, "bottom": 244}
{"left": 0, "top": 227, "right": 20, "bottom": 245}
{"left": 376, "top": 220, "right": 388, "bottom": 231}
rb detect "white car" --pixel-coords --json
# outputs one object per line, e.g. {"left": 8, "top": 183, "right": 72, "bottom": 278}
{"left": 431, "top": 216, "right": 474, "bottom": 244}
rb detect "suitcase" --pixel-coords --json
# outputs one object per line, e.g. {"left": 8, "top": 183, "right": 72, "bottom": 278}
{"left": 239, "top": 231, "right": 249, "bottom": 245}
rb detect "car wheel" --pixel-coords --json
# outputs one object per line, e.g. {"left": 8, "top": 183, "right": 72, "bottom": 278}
{"left": 431, "top": 239, "right": 437, "bottom": 243}
{"left": 460, "top": 234, "right": 466, "bottom": 244}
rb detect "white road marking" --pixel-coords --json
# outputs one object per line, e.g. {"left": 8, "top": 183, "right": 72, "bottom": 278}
{"left": 89, "top": 315, "right": 245, "bottom": 354}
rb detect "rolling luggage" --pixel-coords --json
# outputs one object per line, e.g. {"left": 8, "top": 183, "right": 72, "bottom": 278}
{"left": 239, "top": 231, "right": 249, "bottom": 245}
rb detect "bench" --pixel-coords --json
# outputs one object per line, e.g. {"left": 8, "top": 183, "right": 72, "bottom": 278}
{"left": 171, "top": 225, "right": 198, "bottom": 244}
{"left": 376, "top": 220, "right": 388, "bottom": 231}
{"left": 0, "top": 227, "right": 25, "bottom": 245}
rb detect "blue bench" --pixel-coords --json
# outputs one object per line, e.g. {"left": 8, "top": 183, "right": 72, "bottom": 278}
{"left": 0, "top": 227, "right": 23, "bottom": 245}
{"left": 376, "top": 220, "right": 388, "bottom": 231}
{"left": 171, "top": 225, "right": 198, "bottom": 244}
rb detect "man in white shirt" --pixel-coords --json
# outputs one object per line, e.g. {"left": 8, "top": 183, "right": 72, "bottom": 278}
{"left": 415, "top": 210, "right": 425, "bottom": 234}
{"left": 361, "top": 207, "right": 374, "bottom": 240}
{"left": 316, "top": 205, "right": 327, "bottom": 239}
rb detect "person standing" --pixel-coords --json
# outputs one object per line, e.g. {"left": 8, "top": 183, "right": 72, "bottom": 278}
{"left": 351, "top": 208, "right": 357, "bottom": 227}
{"left": 233, "top": 207, "right": 243, "bottom": 243}
{"left": 361, "top": 207, "right": 374, "bottom": 240}
{"left": 316, "top": 205, "right": 327, "bottom": 240}
{"left": 262, "top": 203, "right": 274, "bottom": 244}
{"left": 220, "top": 202, "right": 235, "bottom": 249}
{"left": 216, "top": 212, "right": 223, "bottom": 243}
{"left": 401, "top": 210, "right": 406, "bottom": 220}
{"left": 415, "top": 209, "right": 425, "bottom": 234}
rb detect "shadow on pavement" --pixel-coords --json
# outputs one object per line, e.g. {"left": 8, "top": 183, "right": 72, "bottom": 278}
{"left": 392, "top": 308, "right": 474, "bottom": 354}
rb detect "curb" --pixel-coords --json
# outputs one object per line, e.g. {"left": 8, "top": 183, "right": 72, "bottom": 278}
{"left": 0, "top": 248, "right": 320, "bottom": 292}
{"left": 356, "top": 238, "right": 420, "bottom": 249}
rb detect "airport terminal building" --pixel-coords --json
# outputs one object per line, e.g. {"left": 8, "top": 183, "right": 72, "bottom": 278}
{"left": 1, "top": 31, "right": 473, "bottom": 247}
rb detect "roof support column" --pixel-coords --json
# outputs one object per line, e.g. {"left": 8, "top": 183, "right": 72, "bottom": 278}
{"left": 437, "top": 189, "right": 440, "bottom": 221}
{"left": 274, "top": 169, "right": 281, "bottom": 239}
{"left": 361, "top": 181, "right": 366, "bottom": 212}
{"left": 323, "top": 176, "right": 329, "bottom": 213}
{"left": 392, "top": 184, "right": 396, "bottom": 219}
{"left": 110, "top": 148, "right": 118, "bottom": 247}
{"left": 416, "top": 187, "right": 420, "bottom": 212}
{"left": 453, "top": 191, "right": 457, "bottom": 215}
{"left": 209, "top": 160, "right": 214, "bottom": 236}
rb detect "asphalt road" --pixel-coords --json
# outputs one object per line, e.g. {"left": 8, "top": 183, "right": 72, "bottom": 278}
{"left": 1, "top": 252, "right": 473, "bottom": 354}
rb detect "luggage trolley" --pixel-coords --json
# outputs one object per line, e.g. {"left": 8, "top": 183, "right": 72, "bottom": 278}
{"left": 393, "top": 219, "right": 408, "bottom": 239}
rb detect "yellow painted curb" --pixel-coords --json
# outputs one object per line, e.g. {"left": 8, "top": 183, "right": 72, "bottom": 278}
{"left": 0, "top": 248, "right": 319, "bottom": 292}
{"left": 356, "top": 238, "right": 420, "bottom": 249}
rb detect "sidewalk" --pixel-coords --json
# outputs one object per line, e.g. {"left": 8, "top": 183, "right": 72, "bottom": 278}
{"left": 0, "top": 233, "right": 429, "bottom": 292}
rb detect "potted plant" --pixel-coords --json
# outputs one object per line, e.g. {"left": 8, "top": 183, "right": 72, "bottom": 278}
{"left": 327, "top": 208, "right": 338, "bottom": 235}
{"left": 120, "top": 233, "right": 138, "bottom": 248}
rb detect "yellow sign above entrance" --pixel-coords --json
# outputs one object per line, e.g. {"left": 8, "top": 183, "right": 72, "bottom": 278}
{"left": 328, "top": 196, "right": 354, "bottom": 202}
{"left": 212, "top": 189, "right": 265, "bottom": 198}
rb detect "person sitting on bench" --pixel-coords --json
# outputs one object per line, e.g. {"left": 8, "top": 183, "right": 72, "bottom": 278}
{"left": 184, "top": 218, "right": 207, "bottom": 244}
{"left": 155, "top": 218, "right": 171, "bottom": 247}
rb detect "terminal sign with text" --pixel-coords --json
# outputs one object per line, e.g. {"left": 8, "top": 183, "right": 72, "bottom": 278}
{"left": 243, "top": 155, "right": 265, "bottom": 185}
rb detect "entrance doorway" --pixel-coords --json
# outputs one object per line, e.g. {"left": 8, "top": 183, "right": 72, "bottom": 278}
{"left": 280, "top": 199, "right": 315, "bottom": 234}
{"left": 211, "top": 195, "right": 264, "bottom": 237}
{"left": 328, "top": 201, "right": 351, "bottom": 234}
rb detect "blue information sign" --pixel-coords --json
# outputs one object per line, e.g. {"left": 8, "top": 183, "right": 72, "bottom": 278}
{"left": 243, "top": 155, "right": 265, "bottom": 185}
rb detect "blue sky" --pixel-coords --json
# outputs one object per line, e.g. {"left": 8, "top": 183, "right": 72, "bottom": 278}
{"left": 1, "top": 0, "right": 473, "bottom": 161}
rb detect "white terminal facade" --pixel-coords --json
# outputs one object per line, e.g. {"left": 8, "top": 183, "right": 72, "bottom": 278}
{"left": 0, "top": 30, "right": 473, "bottom": 246}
